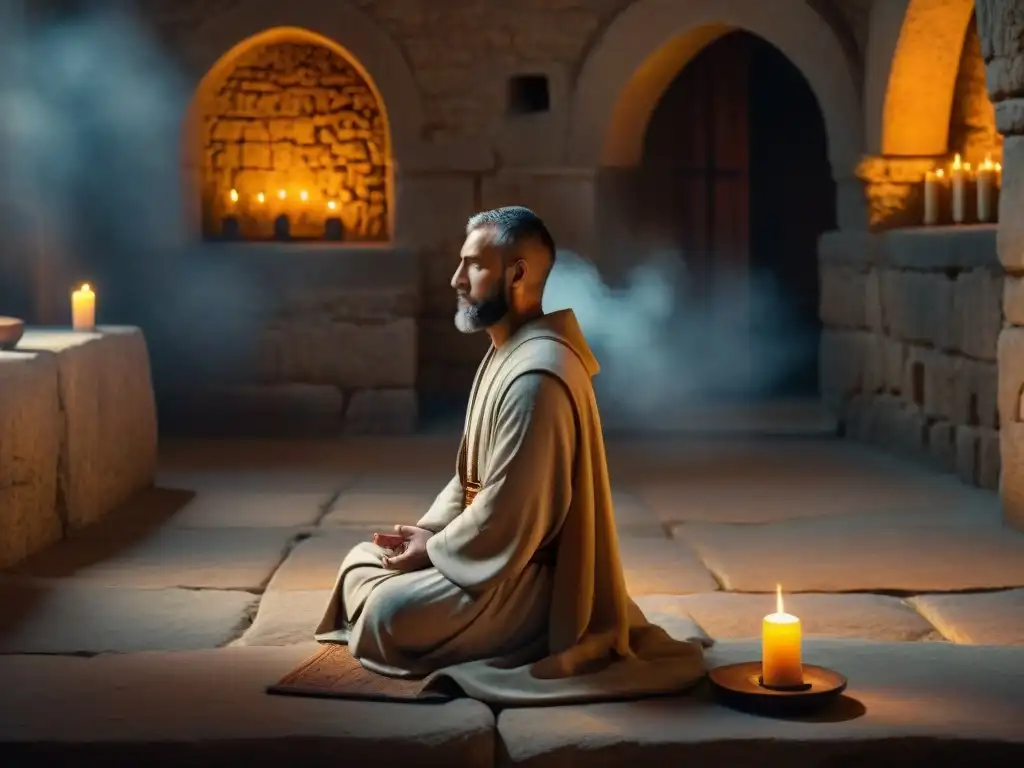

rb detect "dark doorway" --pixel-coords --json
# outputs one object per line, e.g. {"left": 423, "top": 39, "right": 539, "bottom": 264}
{"left": 635, "top": 30, "right": 835, "bottom": 399}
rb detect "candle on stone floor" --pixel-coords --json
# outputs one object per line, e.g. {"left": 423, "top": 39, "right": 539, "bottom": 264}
{"left": 761, "top": 584, "right": 803, "bottom": 688}
{"left": 977, "top": 155, "right": 999, "bottom": 223}
{"left": 951, "top": 154, "right": 968, "bottom": 224}
{"left": 71, "top": 283, "right": 95, "bottom": 331}
{"left": 923, "top": 168, "right": 944, "bottom": 225}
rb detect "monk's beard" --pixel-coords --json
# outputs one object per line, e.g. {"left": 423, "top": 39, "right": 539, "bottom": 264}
{"left": 454, "top": 278, "right": 509, "bottom": 334}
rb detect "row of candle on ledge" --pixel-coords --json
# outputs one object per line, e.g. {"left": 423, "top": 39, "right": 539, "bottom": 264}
{"left": 220, "top": 188, "right": 345, "bottom": 241}
{"left": 922, "top": 153, "right": 1002, "bottom": 226}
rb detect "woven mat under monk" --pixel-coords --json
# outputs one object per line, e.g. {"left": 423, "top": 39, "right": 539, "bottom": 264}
{"left": 266, "top": 643, "right": 454, "bottom": 703}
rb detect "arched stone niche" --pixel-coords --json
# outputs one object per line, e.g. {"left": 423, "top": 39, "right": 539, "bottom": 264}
{"left": 178, "top": 0, "right": 424, "bottom": 245}
{"left": 860, "top": 0, "right": 1001, "bottom": 228}
{"left": 568, "top": 0, "right": 864, "bottom": 181}
{"left": 867, "top": 0, "right": 976, "bottom": 158}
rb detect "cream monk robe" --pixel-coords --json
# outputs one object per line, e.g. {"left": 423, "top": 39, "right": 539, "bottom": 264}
{"left": 315, "top": 207, "right": 709, "bottom": 705}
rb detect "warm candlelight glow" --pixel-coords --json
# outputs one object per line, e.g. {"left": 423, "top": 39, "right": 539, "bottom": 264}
{"left": 952, "top": 153, "right": 962, "bottom": 171}
{"left": 71, "top": 283, "right": 96, "bottom": 332}
{"left": 327, "top": 200, "right": 337, "bottom": 211}
{"left": 229, "top": 188, "right": 239, "bottom": 204}
{"left": 277, "top": 189, "right": 287, "bottom": 200}
{"left": 299, "top": 189, "right": 309, "bottom": 202}
{"left": 256, "top": 192, "right": 265, "bottom": 204}
{"left": 762, "top": 584, "right": 803, "bottom": 688}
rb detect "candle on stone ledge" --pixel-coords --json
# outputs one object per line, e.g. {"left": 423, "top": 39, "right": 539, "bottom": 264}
{"left": 221, "top": 188, "right": 241, "bottom": 239}
{"left": 71, "top": 283, "right": 96, "bottom": 332}
{"left": 274, "top": 189, "right": 291, "bottom": 240}
{"left": 761, "top": 584, "right": 803, "bottom": 689}
{"left": 324, "top": 199, "right": 344, "bottom": 240}
{"left": 923, "top": 168, "right": 944, "bottom": 225}
{"left": 977, "top": 155, "right": 1000, "bottom": 223}
{"left": 950, "top": 153, "right": 969, "bottom": 224}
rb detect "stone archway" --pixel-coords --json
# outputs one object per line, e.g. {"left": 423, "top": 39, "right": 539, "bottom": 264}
{"left": 568, "top": 0, "right": 863, "bottom": 211}
{"left": 865, "top": 0, "right": 977, "bottom": 158}
{"left": 178, "top": 0, "right": 424, "bottom": 243}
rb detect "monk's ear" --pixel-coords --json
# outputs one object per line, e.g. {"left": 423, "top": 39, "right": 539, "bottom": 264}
{"left": 511, "top": 259, "right": 528, "bottom": 287}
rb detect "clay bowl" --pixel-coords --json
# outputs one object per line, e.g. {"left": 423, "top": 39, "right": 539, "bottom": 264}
{"left": 0, "top": 316, "right": 25, "bottom": 350}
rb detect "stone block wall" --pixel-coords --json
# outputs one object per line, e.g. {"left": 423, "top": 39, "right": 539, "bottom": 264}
{"left": 156, "top": 245, "right": 420, "bottom": 435}
{"left": 819, "top": 226, "right": 1003, "bottom": 489}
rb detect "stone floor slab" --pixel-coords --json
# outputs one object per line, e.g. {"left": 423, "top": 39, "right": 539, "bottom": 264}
{"left": 235, "top": 589, "right": 328, "bottom": 647}
{"left": 636, "top": 593, "right": 938, "bottom": 642}
{"left": 673, "top": 516, "right": 1024, "bottom": 593}
{"left": 265, "top": 529, "right": 376, "bottom": 591}
{"left": 909, "top": 589, "right": 1024, "bottom": 645}
{"left": 497, "top": 640, "right": 1024, "bottom": 767}
{"left": 12, "top": 526, "right": 300, "bottom": 591}
{"left": 321, "top": 486, "right": 439, "bottom": 527}
{"left": 158, "top": 467, "right": 353, "bottom": 495}
{"left": 164, "top": 491, "right": 334, "bottom": 529}
{"left": 0, "top": 644, "right": 495, "bottom": 767}
{"left": 618, "top": 536, "right": 719, "bottom": 595}
{"left": 0, "top": 580, "right": 256, "bottom": 653}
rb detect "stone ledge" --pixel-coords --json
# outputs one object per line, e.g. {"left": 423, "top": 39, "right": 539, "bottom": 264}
{"left": 817, "top": 230, "right": 881, "bottom": 267}
{"left": 497, "top": 640, "right": 1024, "bottom": 768}
{"left": 0, "top": 641, "right": 1020, "bottom": 767}
{"left": 0, "top": 643, "right": 496, "bottom": 768}
{"left": 15, "top": 326, "right": 159, "bottom": 532}
{"left": 881, "top": 225, "right": 999, "bottom": 271}
{"left": 199, "top": 244, "right": 420, "bottom": 292}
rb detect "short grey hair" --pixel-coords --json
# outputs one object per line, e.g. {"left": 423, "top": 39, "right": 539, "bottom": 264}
{"left": 465, "top": 206, "right": 556, "bottom": 263}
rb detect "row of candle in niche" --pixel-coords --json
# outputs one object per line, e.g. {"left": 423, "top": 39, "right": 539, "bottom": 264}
{"left": 922, "top": 153, "right": 1001, "bottom": 226}
{"left": 220, "top": 188, "right": 345, "bottom": 240}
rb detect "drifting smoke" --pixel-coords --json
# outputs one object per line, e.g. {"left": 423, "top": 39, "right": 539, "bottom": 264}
{"left": 0, "top": 4, "right": 260, "bottom": 385}
{"left": 543, "top": 248, "right": 816, "bottom": 429}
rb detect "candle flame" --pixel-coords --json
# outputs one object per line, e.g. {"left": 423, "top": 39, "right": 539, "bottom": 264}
{"left": 327, "top": 200, "right": 337, "bottom": 211}
{"left": 776, "top": 583, "right": 784, "bottom": 614}
{"left": 936, "top": 168, "right": 944, "bottom": 178}
{"left": 996, "top": 162, "right": 1002, "bottom": 172}
{"left": 277, "top": 189, "right": 287, "bottom": 200}
{"left": 953, "top": 153, "right": 962, "bottom": 170}
{"left": 229, "top": 188, "right": 238, "bottom": 203}
{"left": 256, "top": 192, "right": 265, "bottom": 204}
{"left": 299, "top": 189, "right": 309, "bottom": 202}
{"left": 80, "top": 283, "right": 91, "bottom": 293}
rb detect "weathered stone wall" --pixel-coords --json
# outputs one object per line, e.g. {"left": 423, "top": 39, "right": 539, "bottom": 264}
{"left": 200, "top": 41, "right": 389, "bottom": 241}
{"left": 949, "top": 14, "right": 1003, "bottom": 166}
{"left": 975, "top": 0, "right": 1024, "bottom": 529}
{"left": 819, "top": 226, "right": 1003, "bottom": 489}
{"left": 156, "top": 246, "right": 420, "bottom": 435}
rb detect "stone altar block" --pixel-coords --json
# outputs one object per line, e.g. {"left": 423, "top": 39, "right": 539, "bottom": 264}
{"left": 0, "top": 352, "right": 61, "bottom": 568}
{"left": 7, "top": 327, "right": 158, "bottom": 557}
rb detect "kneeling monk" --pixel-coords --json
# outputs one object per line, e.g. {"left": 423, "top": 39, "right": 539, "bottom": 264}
{"left": 315, "top": 206, "right": 708, "bottom": 705}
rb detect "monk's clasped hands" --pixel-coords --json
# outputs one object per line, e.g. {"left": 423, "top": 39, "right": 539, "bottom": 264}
{"left": 380, "top": 525, "right": 433, "bottom": 572}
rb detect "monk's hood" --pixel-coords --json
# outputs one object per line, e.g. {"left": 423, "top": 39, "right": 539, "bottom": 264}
{"left": 510, "top": 309, "right": 601, "bottom": 378}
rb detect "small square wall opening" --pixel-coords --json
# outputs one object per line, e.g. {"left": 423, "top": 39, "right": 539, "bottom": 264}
{"left": 508, "top": 74, "right": 550, "bottom": 115}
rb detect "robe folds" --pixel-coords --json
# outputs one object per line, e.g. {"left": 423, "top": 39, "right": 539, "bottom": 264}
{"left": 315, "top": 308, "right": 709, "bottom": 706}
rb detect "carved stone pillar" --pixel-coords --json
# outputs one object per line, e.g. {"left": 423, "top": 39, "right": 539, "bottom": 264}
{"left": 976, "top": 0, "right": 1024, "bottom": 528}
